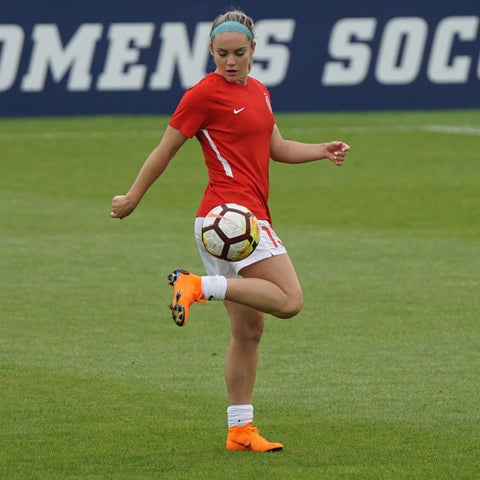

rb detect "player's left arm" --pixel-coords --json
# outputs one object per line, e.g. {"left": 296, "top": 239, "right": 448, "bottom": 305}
{"left": 269, "top": 124, "right": 350, "bottom": 166}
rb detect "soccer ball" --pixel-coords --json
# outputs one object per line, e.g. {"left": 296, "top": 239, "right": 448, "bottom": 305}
{"left": 202, "top": 204, "right": 259, "bottom": 262}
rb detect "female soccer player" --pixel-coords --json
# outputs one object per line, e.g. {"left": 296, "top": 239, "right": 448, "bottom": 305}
{"left": 111, "top": 10, "right": 350, "bottom": 452}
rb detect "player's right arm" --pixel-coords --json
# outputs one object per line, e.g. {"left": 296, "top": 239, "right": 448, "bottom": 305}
{"left": 111, "top": 126, "right": 188, "bottom": 219}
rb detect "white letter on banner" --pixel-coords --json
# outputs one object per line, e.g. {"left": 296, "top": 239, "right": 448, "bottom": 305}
{"left": 428, "top": 16, "right": 479, "bottom": 84}
{"left": 375, "top": 17, "right": 428, "bottom": 84}
{"left": 250, "top": 19, "right": 295, "bottom": 87}
{"left": 21, "top": 24, "right": 102, "bottom": 91}
{"left": 478, "top": 50, "right": 480, "bottom": 80}
{"left": 0, "top": 25, "right": 24, "bottom": 91}
{"left": 97, "top": 23, "right": 154, "bottom": 90}
{"left": 322, "top": 18, "right": 377, "bottom": 86}
{"left": 149, "top": 22, "right": 210, "bottom": 90}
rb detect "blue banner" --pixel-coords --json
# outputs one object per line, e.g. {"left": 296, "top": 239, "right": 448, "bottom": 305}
{"left": 1, "top": 0, "right": 479, "bottom": 116}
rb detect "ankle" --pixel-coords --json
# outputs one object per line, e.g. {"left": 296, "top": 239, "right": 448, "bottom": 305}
{"left": 201, "top": 275, "right": 227, "bottom": 301}
{"left": 227, "top": 404, "right": 253, "bottom": 428}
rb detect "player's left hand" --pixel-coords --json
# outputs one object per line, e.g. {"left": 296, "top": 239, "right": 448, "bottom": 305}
{"left": 325, "top": 141, "right": 350, "bottom": 166}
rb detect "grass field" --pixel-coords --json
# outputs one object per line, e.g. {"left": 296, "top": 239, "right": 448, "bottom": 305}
{"left": 1, "top": 110, "right": 479, "bottom": 479}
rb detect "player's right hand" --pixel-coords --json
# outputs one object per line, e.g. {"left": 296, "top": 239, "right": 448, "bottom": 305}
{"left": 110, "top": 194, "right": 136, "bottom": 219}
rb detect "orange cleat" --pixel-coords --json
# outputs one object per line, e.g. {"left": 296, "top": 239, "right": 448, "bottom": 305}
{"left": 226, "top": 423, "right": 283, "bottom": 452}
{"left": 167, "top": 269, "right": 205, "bottom": 326}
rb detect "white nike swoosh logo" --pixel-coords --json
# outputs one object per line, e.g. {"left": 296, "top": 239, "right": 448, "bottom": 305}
{"left": 233, "top": 107, "right": 245, "bottom": 114}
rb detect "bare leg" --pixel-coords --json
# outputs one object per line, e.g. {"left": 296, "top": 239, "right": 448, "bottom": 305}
{"left": 226, "top": 254, "right": 304, "bottom": 319}
{"left": 224, "top": 301, "right": 264, "bottom": 405}
{"left": 224, "top": 253, "right": 303, "bottom": 405}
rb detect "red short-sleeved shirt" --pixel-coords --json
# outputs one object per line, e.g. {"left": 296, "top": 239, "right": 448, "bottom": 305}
{"left": 169, "top": 72, "right": 275, "bottom": 222}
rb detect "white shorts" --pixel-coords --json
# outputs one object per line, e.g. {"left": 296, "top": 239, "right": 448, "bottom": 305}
{"left": 194, "top": 217, "right": 287, "bottom": 277}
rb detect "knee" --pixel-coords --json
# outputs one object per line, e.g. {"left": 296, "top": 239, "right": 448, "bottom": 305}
{"left": 276, "top": 293, "right": 304, "bottom": 319}
{"left": 247, "top": 323, "right": 264, "bottom": 344}
{"left": 231, "top": 315, "right": 264, "bottom": 345}
{"left": 233, "top": 327, "right": 264, "bottom": 348}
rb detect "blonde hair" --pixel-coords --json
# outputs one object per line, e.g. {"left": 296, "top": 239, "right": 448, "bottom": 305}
{"left": 210, "top": 10, "right": 255, "bottom": 42}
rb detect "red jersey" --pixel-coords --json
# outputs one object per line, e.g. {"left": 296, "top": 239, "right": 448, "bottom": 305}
{"left": 169, "top": 73, "right": 275, "bottom": 222}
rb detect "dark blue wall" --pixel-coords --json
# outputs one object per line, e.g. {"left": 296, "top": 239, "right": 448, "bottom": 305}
{"left": 1, "top": 0, "right": 479, "bottom": 116}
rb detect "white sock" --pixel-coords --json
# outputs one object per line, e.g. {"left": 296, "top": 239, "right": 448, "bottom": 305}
{"left": 201, "top": 275, "right": 227, "bottom": 301}
{"left": 227, "top": 404, "right": 254, "bottom": 428}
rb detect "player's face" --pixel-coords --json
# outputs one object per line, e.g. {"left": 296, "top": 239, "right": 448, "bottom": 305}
{"left": 209, "top": 32, "right": 255, "bottom": 85}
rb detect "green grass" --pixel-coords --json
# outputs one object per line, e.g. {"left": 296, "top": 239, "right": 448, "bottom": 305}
{"left": 1, "top": 110, "right": 479, "bottom": 479}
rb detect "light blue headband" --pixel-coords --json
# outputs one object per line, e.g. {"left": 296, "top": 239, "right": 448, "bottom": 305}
{"left": 210, "top": 21, "right": 253, "bottom": 40}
